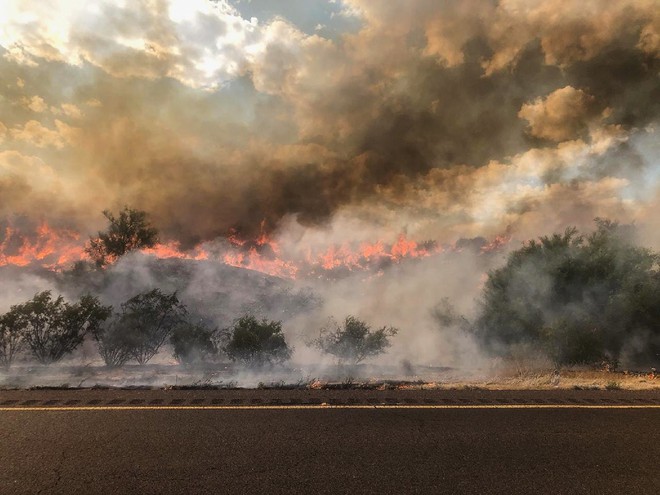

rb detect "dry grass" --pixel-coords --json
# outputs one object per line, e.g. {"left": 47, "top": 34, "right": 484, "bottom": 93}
{"left": 2, "top": 361, "right": 658, "bottom": 390}
{"left": 390, "top": 368, "right": 659, "bottom": 391}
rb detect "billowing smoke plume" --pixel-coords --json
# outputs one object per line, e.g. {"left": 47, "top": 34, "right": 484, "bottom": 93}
{"left": 0, "top": 0, "right": 658, "bottom": 248}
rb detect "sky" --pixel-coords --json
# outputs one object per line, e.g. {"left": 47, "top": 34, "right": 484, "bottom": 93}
{"left": 0, "top": 0, "right": 659, "bottom": 257}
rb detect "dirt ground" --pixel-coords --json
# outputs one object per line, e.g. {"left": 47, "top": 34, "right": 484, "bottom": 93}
{"left": 1, "top": 361, "right": 657, "bottom": 390}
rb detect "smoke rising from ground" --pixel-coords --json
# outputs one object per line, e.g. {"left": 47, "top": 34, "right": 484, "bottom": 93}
{"left": 0, "top": 242, "right": 504, "bottom": 386}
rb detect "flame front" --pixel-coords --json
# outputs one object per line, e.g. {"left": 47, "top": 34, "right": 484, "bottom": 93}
{"left": 0, "top": 222, "right": 509, "bottom": 279}
{"left": 0, "top": 223, "right": 85, "bottom": 269}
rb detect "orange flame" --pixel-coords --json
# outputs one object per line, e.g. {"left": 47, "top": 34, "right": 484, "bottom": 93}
{"left": 480, "top": 233, "right": 512, "bottom": 253}
{"left": 0, "top": 221, "right": 511, "bottom": 279}
{"left": 222, "top": 226, "right": 298, "bottom": 278}
{"left": 304, "top": 234, "right": 439, "bottom": 275}
{"left": 142, "top": 242, "right": 208, "bottom": 261}
{"left": 0, "top": 223, "right": 85, "bottom": 269}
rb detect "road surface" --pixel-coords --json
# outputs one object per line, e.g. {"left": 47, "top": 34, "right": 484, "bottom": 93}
{"left": 1, "top": 389, "right": 658, "bottom": 494}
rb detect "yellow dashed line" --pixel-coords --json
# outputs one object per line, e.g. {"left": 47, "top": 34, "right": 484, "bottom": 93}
{"left": 1, "top": 404, "right": 659, "bottom": 412}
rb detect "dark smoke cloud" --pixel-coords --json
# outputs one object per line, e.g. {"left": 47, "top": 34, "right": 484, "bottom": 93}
{"left": 0, "top": 0, "right": 658, "bottom": 247}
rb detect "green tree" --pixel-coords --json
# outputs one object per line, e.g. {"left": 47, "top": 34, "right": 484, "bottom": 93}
{"left": 474, "top": 220, "right": 660, "bottom": 366}
{"left": 86, "top": 207, "right": 159, "bottom": 267}
{"left": 224, "top": 315, "right": 291, "bottom": 366}
{"left": 312, "top": 316, "right": 398, "bottom": 365}
{"left": 93, "top": 289, "right": 187, "bottom": 366}
{"left": 7, "top": 291, "right": 111, "bottom": 365}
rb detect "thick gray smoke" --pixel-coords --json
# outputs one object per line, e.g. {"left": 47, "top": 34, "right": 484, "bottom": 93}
{"left": 0, "top": 0, "right": 658, "bottom": 245}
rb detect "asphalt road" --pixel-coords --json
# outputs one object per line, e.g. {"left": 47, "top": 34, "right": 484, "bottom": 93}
{"left": 1, "top": 390, "right": 659, "bottom": 494}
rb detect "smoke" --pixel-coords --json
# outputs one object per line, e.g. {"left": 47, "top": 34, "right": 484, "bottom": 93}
{"left": 286, "top": 246, "right": 495, "bottom": 369}
{"left": 0, "top": 0, "right": 657, "bottom": 246}
{"left": 1, "top": 1, "right": 659, "bottom": 384}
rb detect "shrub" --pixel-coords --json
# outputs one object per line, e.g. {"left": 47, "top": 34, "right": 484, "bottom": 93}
{"left": 224, "top": 315, "right": 291, "bottom": 366}
{"left": 312, "top": 316, "right": 398, "bottom": 365}
{"left": 0, "top": 310, "right": 23, "bottom": 369}
{"left": 170, "top": 321, "right": 217, "bottom": 364}
{"left": 86, "top": 207, "right": 159, "bottom": 267}
{"left": 473, "top": 219, "right": 660, "bottom": 366}
{"left": 93, "top": 289, "right": 186, "bottom": 366}
{"left": 5, "top": 291, "right": 111, "bottom": 365}
{"left": 91, "top": 319, "right": 133, "bottom": 368}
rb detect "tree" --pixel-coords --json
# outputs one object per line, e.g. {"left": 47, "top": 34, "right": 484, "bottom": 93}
{"left": 93, "top": 289, "right": 187, "bottom": 366}
{"left": 170, "top": 321, "right": 217, "bottom": 364}
{"left": 473, "top": 219, "right": 660, "bottom": 367}
{"left": 0, "top": 310, "right": 23, "bottom": 369}
{"left": 312, "top": 316, "right": 398, "bottom": 365}
{"left": 224, "top": 315, "right": 291, "bottom": 366}
{"left": 86, "top": 207, "right": 159, "bottom": 267}
{"left": 7, "top": 291, "right": 111, "bottom": 365}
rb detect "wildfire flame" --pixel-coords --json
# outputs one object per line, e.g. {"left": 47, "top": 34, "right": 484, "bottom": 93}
{"left": 142, "top": 242, "right": 208, "bottom": 261}
{"left": 0, "top": 223, "right": 85, "bottom": 269}
{"left": 480, "top": 233, "right": 512, "bottom": 253}
{"left": 0, "top": 221, "right": 511, "bottom": 279}
{"left": 305, "top": 235, "right": 439, "bottom": 275}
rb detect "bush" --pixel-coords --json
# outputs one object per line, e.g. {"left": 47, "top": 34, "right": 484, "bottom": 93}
{"left": 0, "top": 310, "right": 23, "bottom": 369}
{"left": 473, "top": 219, "right": 660, "bottom": 366}
{"left": 93, "top": 289, "right": 186, "bottom": 366}
{"left": 224, "top": 315, "right": 291, "bottom": 366}
{"left": 4, "top": 291, "right": 111, "bottom": 365}
{"left": 312, "top": 316, "right": 398, "bottom": 365}
{"left": 170, "top": 321, "right": 217, "bottom": 364}
{"left": 86, "top": 207, "right": 159, "bottom": 267}
{"left": 93, "top": 319, "right": 134, "bottom": 368}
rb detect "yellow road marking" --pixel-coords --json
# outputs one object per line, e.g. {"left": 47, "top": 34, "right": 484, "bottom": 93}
{"left": 1, "top": 404, "right": 659, "bottom": 412}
